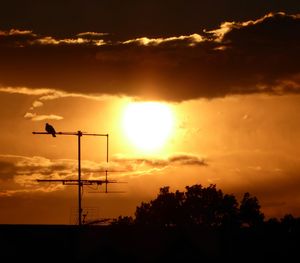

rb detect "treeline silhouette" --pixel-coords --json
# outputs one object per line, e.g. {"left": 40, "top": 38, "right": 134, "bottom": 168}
{"left": 112, "top": 184, "right": 300, "bottom": 229}
{"left": 112, "top": 184, "right": 266, "bottom": 228}
{"left": 110, "top": 184, "right": 300, "bottom": 262}
{"left": 1, "top": 184, "right": 300, "bottom": 262}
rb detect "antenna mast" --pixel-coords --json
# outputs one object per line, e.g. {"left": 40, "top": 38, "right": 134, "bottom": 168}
{"left": 33, "top": 130, "right": 119, "bottom": 226}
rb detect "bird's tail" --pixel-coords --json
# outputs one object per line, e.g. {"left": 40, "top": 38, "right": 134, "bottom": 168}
{"left": 52, "top": 133, "right": 56, "bottom": 137}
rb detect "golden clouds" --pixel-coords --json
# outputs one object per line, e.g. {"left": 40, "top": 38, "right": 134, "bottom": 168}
{"left": 23, "top": 112, "right": 63, "bottom": 121}
{"left": 123, "top": 33, "right": 203, "bottom": 46}
{"left": 0, "top": 12, "right": 299, "bottom": 101}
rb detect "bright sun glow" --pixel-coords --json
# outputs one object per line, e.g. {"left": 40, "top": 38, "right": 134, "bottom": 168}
{"left": 123, "top": 102, "right": 174, "bottom": 152}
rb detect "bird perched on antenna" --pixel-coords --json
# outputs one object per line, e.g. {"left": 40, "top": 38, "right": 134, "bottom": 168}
{"left": 45, "top": 123, "right": 56, "bottom": 137}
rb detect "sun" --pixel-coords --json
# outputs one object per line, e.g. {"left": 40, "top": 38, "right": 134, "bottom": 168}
{"left": 122, "top": 101, "right": 174, "bottom": 152}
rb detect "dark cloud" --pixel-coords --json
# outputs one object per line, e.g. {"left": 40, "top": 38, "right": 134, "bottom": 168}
{"left": 0, "top": 29, "right": 37, "bottom": 47}
{"left": 168, "top": 154, "right": 207, "bottom": 166}
{"left": 0, "top": 12, "right": 299, "bottom": 101}
{"left": 0, "top": 161, "right": 16, "bottom": 180}
{"left": 0, "top": 155, "right": 112, "bottom": 190}
{"left": 113, "top": 153, "right": 207, "bottom": 168}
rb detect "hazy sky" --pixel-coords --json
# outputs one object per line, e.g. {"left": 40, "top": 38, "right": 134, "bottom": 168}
{"left": 0, "top": 1, "right": 300, "bottom": 224}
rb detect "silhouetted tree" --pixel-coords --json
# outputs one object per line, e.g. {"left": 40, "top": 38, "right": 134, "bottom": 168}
{"left": 239, "top": 192, "right": 264, "bottom": 227}
{"left": 184, "top": 184, "right": 240, "bottom": 228}
{"left": 220, "top": 193, "right": 240, "bottom": 228}
{"left": 135, "top": 186, "right": 185, "bottom": 226}
{"left": 135, "top": 202, "right": 152, "bottom": 225}
{"left": 184, "top": 184, "right": 220, "bottom": 226}
{"left": 280, "top": 214, "right": 300, "bottom": 233}
{"left": 265, "top": 217, "right": 280, "bottom": 230}
{"left": 134, "top": 184, "right": 241, "bottom": 228}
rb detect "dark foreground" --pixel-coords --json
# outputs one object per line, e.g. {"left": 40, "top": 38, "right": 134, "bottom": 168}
{"left": 0, "top": 224, "right": 299, "bottom": 262}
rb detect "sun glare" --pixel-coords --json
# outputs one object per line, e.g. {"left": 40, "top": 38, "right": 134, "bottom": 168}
{"left": 122, "top": 102, "right": 174, "bottom": 152}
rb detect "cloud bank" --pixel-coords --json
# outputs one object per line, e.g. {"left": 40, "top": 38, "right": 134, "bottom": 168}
{"left": 0, "top": 153, "right": 207, "bottom": 196}
{"left": 0, "top": 12, "right": 299, "bottom": 101}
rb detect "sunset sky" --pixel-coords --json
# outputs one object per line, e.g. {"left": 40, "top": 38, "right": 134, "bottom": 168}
{"left": 0, "top": 1, "right": 300, "bottom": 224}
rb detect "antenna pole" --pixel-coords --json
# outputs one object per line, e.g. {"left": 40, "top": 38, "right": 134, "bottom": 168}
{"left": 105, "top": 134, "right": 109, "bottom": 193}
{"left": 78, "top": 131, "right": 82, "bottom": 226}
{"left": 33, "top": 130, "right": 124, "bottom": 226}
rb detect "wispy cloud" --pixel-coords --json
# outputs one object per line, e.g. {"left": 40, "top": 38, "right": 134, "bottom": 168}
{"left": 0, "top": 86, "right": 118, "bottom": 103}
{"left": 113, "top": 153, "right": 207, "bottom": 168}
{"left": 0, "top": 29, "right": 107, "bottom": 47}
{"left": 0, "top": 29, "right": 36, "bottom": 36}
{"left": 123, "top": 33, "right": 203, "bottom": 46}
{"left": 0, "top": 86, "right": 114, "bottom": 101}
{"left": 0, "top": 86, "right": 54, "bottom": 96}
{"left": 0, "top": 184, "right": 64, "bottom": 197}
{"left": 77, "top": 32, "right": 109, "bottom": 38}
{"left": 0, "top": 86, "right": 116, "bottom": 121}
{"left": 29, "top": 100, "right": 43, "bottom": 110}
{"left": 34, "top": 36, "right": 106, "bottom": 46}
{"left": 24, "top": 112, "right": 63, "bottom": 121}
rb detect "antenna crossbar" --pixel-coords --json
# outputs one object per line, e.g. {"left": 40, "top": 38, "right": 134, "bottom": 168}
{"left": 32, "top": 132, "right": 108, "bottom": 137}
{"left": 37, "top": 179, "right": 118, "bottom": 185}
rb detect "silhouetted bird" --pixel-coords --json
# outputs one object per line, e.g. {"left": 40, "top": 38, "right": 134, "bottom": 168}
{"left": 45, "top": 123, "right": 56, "bottom": 137}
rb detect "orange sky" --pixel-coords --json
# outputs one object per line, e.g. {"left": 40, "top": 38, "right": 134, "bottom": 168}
{"left": 0, "top": 3, "right": 300, "bottom": 224}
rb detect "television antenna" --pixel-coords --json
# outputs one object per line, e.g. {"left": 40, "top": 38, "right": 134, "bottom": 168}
{"left": 32, "top": 128, "right": 125, "bottom": 226}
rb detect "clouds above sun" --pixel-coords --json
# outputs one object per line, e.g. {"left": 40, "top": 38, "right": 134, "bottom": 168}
{"left": 0, "top": 12, "right": 299, "bottom": 101}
